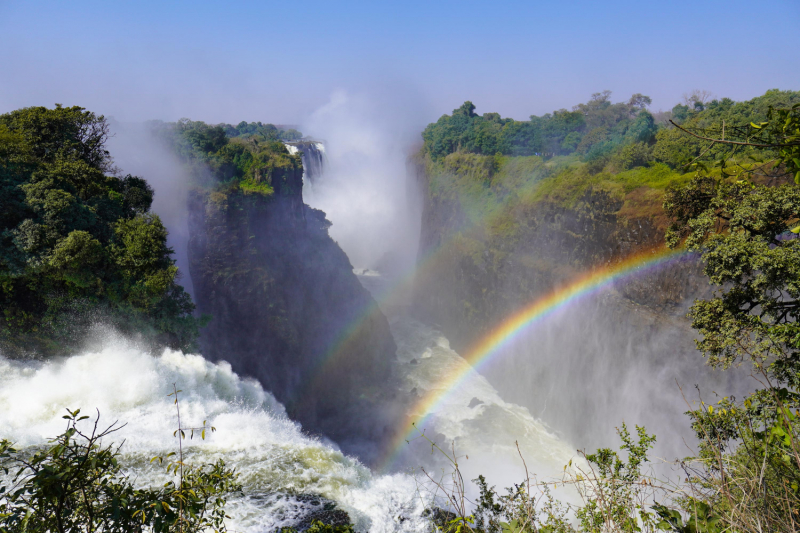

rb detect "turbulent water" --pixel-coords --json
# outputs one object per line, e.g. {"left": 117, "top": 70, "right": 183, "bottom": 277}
{"left": 357, "top": 272, "right": 581, "bottom": 504}
{"left": 0, "top": 286, "right": 582, "bottom": 531}
{"left": 0, "top": 343, "right": 427, "bottom": 532}
{"left": 0, "top": 129, "right": 593, "bottom": 530}
{"left": 387, "top": 318, "right": 581, "bottom": 493}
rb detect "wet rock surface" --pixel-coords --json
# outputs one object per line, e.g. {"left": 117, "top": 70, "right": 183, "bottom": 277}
{"left": 188, "top": 179, "right": 398, "bottom": 463}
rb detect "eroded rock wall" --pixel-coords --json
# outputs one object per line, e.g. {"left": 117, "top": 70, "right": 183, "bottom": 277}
{"left": 188, "top": 177, "right": 397, "bottom": 460}
{"left": 412, "top": 154, "right": 708, "bottom": 354}
{"left": 410, "top": 155, "right": 729, "bottom": 452}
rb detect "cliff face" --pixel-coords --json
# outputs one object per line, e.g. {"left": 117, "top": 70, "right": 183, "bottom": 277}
{"left": 187, "top": 167, "right": 397, "bottom": 458}
{"left": 412, "top": 152, "right": 709, "bottom": 353}
{"left": 411, "top": 153, "right": 726, "bottom": 451}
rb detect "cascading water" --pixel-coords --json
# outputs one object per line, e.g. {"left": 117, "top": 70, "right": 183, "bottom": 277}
{"left": 356, "top": 272, "right": 582, "bottom": 505}
{"left": 7, "top": 104, "right": 675, "bottom": 530}
{"left": 0, "top": 341, "right": 427, "bottom": 532}
{"left": 0, "top": 324, "right": 581, "bottom": 531}
{"left": 285, "top": 141, "right": 327, "bottom": 184}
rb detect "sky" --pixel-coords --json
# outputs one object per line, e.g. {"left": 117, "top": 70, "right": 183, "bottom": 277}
{"left": 1, "top": 0, "right": 799, "bottom": 127}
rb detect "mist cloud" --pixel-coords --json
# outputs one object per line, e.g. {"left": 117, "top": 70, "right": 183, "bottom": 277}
{"left": 301, "top": 89, "right": 431, "bottom": 272}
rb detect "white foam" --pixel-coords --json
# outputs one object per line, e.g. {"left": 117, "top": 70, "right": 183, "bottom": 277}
{"left": 0, "top": 342, "right": 426, "bottom": 532}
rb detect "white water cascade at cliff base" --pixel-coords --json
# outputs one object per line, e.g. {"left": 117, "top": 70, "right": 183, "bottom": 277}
{"left": 0, "top": 341, "right": 426, "bottom": 533}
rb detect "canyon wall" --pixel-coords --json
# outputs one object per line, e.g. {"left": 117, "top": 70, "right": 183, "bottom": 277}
{"left": 187, "top": 164, "right": 398, "bottom": 460}
{"left": 409, "top": 152, "right": 732, "bottom": 452}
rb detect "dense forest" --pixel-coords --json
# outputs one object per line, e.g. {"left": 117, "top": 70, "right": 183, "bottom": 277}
{"left": 0, "top": 106, "right": 201, "bottom": 355}
{"left": 422, "top": 89, "right": 800, "bottom": 167}
{"left": 0, "top": 110, "right": 305, "bottom": 356}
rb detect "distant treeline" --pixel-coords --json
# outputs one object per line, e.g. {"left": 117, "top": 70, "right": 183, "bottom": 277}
{"left": 150, "top": 119, "right": 303, "bottom": 194}
{"left": 422, "top": 89, "right": 800, "bottom": 170}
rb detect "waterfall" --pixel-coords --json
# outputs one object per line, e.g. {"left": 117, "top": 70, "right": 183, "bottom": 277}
{"left": 285, "top": 141, "right": 327, "bottom": 183}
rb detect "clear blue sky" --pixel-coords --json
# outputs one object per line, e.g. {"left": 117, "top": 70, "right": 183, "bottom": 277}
{"left": 1, "top": 0, "right": 798, "bottom": 125}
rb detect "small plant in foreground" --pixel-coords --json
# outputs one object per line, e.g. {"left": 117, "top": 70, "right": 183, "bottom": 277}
{"left": 279, "top": 520, "right": 355, "bottom": 533}
{"left": 413, "top": 424, "right": 700, "bottom": 533}
{"left": 0, "top": 386, "right": 241, "bottom": 533}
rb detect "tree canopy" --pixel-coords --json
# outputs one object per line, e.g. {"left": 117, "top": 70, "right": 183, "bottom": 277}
{"left": 150, "top": 118, "right": 303, "bottom": 195}
{"left": 422, "top": 92, "right": 659, "bottom": 160}
{"left": 662, "top": 100, "right": 800, "bottom": 530}
{"left": 421, "top": 90, "right": 800, "bottom": 174}
{"left": 0, "top": 105, "right": 199, "bottom": 356}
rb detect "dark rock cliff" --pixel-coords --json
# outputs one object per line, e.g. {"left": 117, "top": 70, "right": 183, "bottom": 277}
{"left": 187, "top": 168, "right": 397, "bottom": 461}
{"left": 411, "top": 153, "right": 709, "bottom": 354}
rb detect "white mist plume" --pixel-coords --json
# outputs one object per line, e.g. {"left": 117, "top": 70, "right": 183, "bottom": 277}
{"left": 480, "top": 292, "right": 752, "bottom": 462}
{"left": 301, "top": 90, "right": 428, "bottom": 272}
{"left": 106, "top": 122, "right": 196, "bottom": 296}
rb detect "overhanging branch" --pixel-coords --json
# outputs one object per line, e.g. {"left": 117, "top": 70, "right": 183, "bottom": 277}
{"left": 669, "top": 120, "right": 800, "bottom": 148}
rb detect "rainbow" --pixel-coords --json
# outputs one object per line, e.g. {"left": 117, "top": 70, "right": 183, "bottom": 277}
{"left": 379, "top": 245, "right": 689, "bottom": 470}
{"left": 296, "top": 162, "right": 546, "bottom": 401}
{"left": 289, "top": 244, "right": 444, "bottom": 411}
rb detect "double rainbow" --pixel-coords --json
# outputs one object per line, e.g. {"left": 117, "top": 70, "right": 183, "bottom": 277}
{"left": 379, "top": 245, "right": 688, "bottom": 470}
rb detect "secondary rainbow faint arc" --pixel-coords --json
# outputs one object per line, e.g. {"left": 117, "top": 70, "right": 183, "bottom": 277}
{"left": 290, "top": 242, "right": 443, "bottom": 408}
{"left": 298, "top": 158, "right": 551, "bottom": 399}
{"left": 380, "top": 245, "right": 688, "bottom": 471}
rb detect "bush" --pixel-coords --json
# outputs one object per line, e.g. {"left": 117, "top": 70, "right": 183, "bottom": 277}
{"left": 0, "top": 400, "right": 241, "bottom": 533}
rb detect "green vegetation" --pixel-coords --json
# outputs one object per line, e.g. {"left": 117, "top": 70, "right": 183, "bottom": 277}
{"left": 423, "top": 92, "right": 658, "bottom": 160}
{"left": 424, "top": 89, "right": 800, "bottom": 165}
{"left": 0, "top": 388, "right": 242, "bottom": 533}
{"left": 421, "top": 90, "right": 800, "bottom": 218}
{"left": 222, "top": 120, "right": 302, "bottom": 142}
{"left": 0, "top": 389, "right": 356, "bottom": 533}
{"left": 659, "top": 101, "right": 800, "bottom": 532}
{"left": 279, "top": 522, "right": 355, "bottom": 533}
{"left": 0, "top": 106, "right": 304, "bottom": 356}
{"left": 0, "top": 105, "right": 201, "bottom": 356}
{"left": 422, "top": 96, "right": 800, "bottom": 533}
{"left": 150, "top": 119, "right": 303, "bottom": 195}
{"left": 414, "top": 90, "right": 800, "bottom": 350}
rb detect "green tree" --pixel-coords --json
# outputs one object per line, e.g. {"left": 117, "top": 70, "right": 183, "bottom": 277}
{"left": 652, "top": 127, "right": 704, "bottom": 168}
{"left": 625, "top": 110, "right": 657, "bottom": 144}
{"left": 0, "top": 105, "right": 200, "bottom": 355}
{"left": 663, "top": 101, "right": 800, "bottom": 532}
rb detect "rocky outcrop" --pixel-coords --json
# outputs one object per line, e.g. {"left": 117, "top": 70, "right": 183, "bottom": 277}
{"left": 412, "top": 153, "right": 709, "bottom": 353}
{"left": 187, "top": 170, "right": 397, "bottom": 461}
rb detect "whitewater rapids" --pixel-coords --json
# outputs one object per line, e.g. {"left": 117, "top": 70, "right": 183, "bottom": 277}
{"left": 0, "top": 343, "right": 427, "bottom": 532}
{"left": 0, "top": 274, "right": 583, "bottom": 532}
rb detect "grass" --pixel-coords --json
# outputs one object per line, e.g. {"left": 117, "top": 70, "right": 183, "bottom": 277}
{"left": 239, "top": 178, "right": 275, "bottom": 196}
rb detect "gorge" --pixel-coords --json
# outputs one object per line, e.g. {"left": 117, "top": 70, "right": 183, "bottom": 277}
{"left": 1, "top": 88, "right": 799, "bottom": 532}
